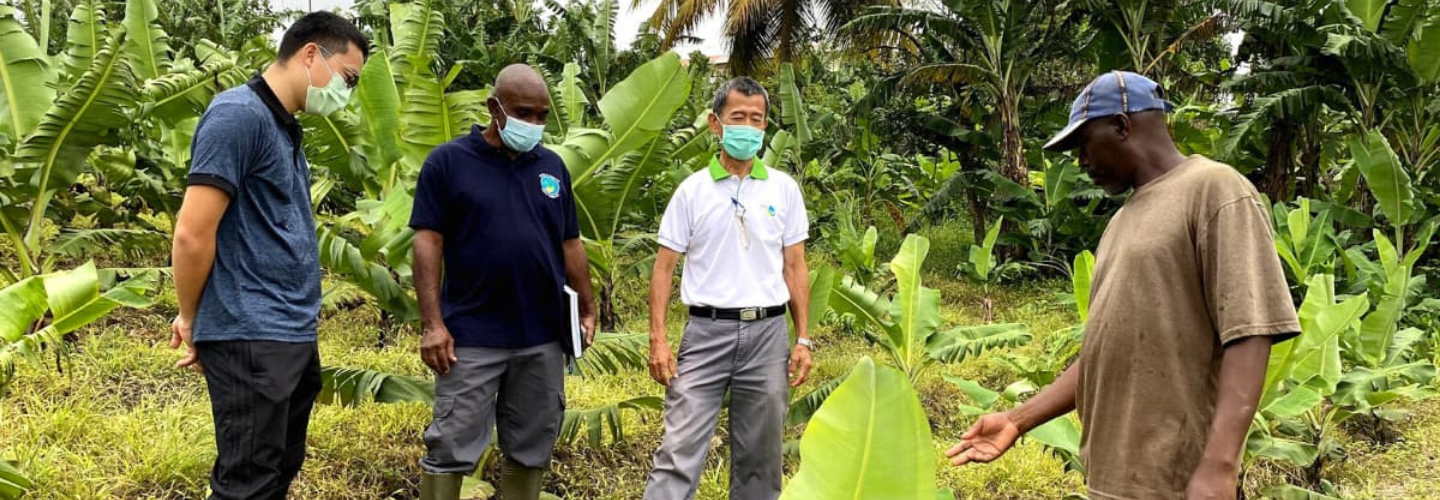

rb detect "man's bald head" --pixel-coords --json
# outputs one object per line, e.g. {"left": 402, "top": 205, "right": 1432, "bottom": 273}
{"left": 488, "top": 64, "right": 551, "bottom": 135}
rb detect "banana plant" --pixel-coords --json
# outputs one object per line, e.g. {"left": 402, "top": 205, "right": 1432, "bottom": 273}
{"left": 830, "top": 234, "right": 1031, "bottom": 382}
{"left": 956, "top": 216, "right": 1029, "bottom": 322}
{"left": 1245, "top": 274, "right": 1369, "bottom": 491}
{"left": 0, "top": 262, "right": 159, "bottom": 392}
{"left": 780, "top": 357, "right": 948, "bottom": 500}
{"left": 1271, "top": 198, "right": 1342, "bottom": 288}
{"left": 546, "top": 51, "right": 696, "bottom": 330}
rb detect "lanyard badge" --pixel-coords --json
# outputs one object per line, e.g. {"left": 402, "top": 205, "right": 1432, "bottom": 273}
{"left": 731, "top": 178, "right": 751, "bottom": 249}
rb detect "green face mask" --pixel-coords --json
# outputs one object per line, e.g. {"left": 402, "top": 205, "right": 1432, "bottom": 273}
{"left": 304, "top": 47, "right": 352, "bottom": 116}
{"left": 721, "top": 124, "right": 764, "bottom": 160}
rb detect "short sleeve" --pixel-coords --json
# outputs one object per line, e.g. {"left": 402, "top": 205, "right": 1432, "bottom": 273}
{"left": 187, "top": 103, "right": 261, "bottom": 197}
{"left": 409, "top": 155, "right": 448, "bottom": 232}
{"left": 783, "top": 181, "right": 809, "bottom": 246}
{"left": 562, "top": 167, "right": 580, "bottom": 240}
{"left": 1199, "top": 196, "right": 1300, "bottom": 345}
{"left": 656, "top": 186, "right": 691, "bottom": 253}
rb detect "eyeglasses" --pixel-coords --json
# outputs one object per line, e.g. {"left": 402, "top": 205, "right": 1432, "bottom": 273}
{"left": 317, "top": 45, "right": 361, "bottom": 89}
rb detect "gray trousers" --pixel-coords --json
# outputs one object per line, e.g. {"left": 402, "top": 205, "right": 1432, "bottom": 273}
{"left": 420, "top": 342, "right": 566, "bottom": 474}
{"left": 644, "top": 315, "right": 790, "bottom": 500}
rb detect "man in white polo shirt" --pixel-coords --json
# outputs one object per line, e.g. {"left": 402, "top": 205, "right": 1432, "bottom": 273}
{"left": 642, "top": 77, "right": 814, "bottom": 500}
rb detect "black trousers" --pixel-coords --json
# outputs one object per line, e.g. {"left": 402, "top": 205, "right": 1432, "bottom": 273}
{"left": 196, "top": 340, "right": 322, "bottom": 500}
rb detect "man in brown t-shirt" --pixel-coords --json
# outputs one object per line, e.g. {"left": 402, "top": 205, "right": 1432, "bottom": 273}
{"left": 946, "top": 71, "right": 1299, "bottom": 500}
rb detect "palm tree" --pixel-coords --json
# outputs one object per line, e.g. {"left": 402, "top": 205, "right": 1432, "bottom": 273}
{"left": 842, "top": 0, "right": 1084, "bottom": 187}
{"left": 634, "top": 0, "right": 898, "bottom": 77}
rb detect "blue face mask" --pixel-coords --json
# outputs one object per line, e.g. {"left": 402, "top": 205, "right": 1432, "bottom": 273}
{"left": 496, "top": 101, "right": 544, "bottom": 152}
{"left": 721, "top": 124, "right": 764, "bottom": 161}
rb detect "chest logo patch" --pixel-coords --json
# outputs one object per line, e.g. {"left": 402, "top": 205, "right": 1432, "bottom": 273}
{"left": 767, "top": 205, "right": 777, "bottom": 217}
{"left": 539, "top": 173, "right": 562, "bottom": 199}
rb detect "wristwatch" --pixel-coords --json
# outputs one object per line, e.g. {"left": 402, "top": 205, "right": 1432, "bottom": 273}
{"left": 796, "top": 338, "right": 815, "bottom": 350}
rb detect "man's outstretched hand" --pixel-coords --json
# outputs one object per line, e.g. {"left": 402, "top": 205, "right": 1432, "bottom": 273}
{"left": 946, "top": 412, "right": 1023, "bottom": 466}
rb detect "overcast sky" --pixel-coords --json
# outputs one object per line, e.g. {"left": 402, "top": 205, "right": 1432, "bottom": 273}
{"left": 271, "top": 0, "right": 728, "bottom": 55}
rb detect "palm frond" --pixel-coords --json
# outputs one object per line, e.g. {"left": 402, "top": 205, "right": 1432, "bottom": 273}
{"left": 560, "top": 396, "right": 663, "bottom": 447}
{"left": 1220, "top": 85, "right": 1352, "bottom": 159}
{"left": 49, "top": 228, "right": 170, "bottom": 260}
{"left": 318, "top": 366, "right": 433, "bottom": 406}
{"left": 576, "top": 332, "right": 649, "bottom": 376}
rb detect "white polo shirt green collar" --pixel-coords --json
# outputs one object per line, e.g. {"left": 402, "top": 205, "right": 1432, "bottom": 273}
{"left": 657, "top": 156, "right": 809, "bottom": 308}
{"left": 707, "top": 156, "right": 770, "bottom": 180}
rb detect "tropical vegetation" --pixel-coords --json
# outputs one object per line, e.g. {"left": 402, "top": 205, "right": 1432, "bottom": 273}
{"left": 3, "top": 0, "right": 1440, "bottom": 498}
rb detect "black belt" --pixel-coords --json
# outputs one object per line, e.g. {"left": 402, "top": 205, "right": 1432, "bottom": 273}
{"left": 690, "top": 305, "right": 787, "bottom": 321}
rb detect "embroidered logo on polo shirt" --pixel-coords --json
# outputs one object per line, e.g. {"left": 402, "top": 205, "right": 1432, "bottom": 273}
{"left": 539, "top": 173, "right": 562, "bottom": 199}
{"left": 767, "top": 205, "right": 777, "bottom": 217}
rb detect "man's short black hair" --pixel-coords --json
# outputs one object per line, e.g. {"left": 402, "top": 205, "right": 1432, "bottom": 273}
{"left": 277, "top": 11, "right": 370, "bottom": 62}
{"left": 711, "top": 77, "right": 770, "bottom": 116}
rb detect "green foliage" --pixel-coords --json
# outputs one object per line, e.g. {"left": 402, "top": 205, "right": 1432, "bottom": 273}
{"left": 0, "top": 459, "right": 29, "bottom": 500}
{"left": 0, "top": 263, "right": 158, "bottom": 392}
{"left": 829, "top": 234, "right": 1031, "bottom": 380}
{"left": 780, "top": 357, "right": 937, "bottom": 500}
{"left": 318, "top": 366, "right": 434, "bottom": 407}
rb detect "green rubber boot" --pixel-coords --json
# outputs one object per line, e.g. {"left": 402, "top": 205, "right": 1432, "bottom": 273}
{"left": 420, "top": 472, "right": 464, "bottom": 500}
{"left": 499, "top": 457, "right": 544, "bottom": 500}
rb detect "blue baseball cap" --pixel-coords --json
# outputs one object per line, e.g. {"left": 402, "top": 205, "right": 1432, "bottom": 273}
{"left": 1044, "top": 71, "right": 1174, "bottom": 151}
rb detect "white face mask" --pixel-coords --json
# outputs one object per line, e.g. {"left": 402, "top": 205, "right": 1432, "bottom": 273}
{"left": 304, "top": 46, "right": 353, "bottom": 116}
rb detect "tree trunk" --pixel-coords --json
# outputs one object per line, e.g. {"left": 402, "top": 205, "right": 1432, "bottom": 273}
{"left": 1261, "top": 123, "right": 1295, "bottom": 202}
{"left": 599, "top": 274, "right": 618, "bottom": 332}
{"left": 998, "top": 94, "right": 1029, "bottom": 187}
{"left": 966, "top": 181, "right": 989, "bottom": 245}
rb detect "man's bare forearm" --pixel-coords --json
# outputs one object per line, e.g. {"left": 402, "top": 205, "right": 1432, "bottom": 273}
{"left": 1009, "top": 362, "right": 1080, "bottom": 432}
{"left": 413, "top": 230, "right": 445, "bottom": 329}
{"left": 1199, "top": 335, "right": 1272, "bottom": 468}
{"left": 171, "top": 231, "right": 216, "bottom": 321}
{"left": 782, "top": 244, "right": 810, "bottom": 340}
{"left": 649, "top": 249, "right": 679, "bottom": 345}
{"left": 562, "top": 238, "right": 595, "bottom": 317}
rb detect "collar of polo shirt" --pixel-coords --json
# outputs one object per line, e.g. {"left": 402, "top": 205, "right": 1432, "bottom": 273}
{"left": 707, "top": 156, "right": 770, "bottom": 181}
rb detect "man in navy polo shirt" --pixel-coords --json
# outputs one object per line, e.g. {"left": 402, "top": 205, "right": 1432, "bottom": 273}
{"left": 410, "top": 64, "right": 597, "bottom": 500}
{"left": 170, "top": 12, "right": 368, "bottom": 500}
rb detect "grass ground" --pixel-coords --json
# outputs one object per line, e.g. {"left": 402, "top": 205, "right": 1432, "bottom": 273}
{"left": 3, "top": 224, "right": 1438, "bottom": 499}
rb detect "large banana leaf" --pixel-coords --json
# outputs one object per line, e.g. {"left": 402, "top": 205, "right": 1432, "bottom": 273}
{"left": 778, "top": 63, "right": 811, "bottom": 144}
{"left": 558, "top": 62, "right": 586, "bottom": 130}
{"left": 1410, "top": 17, "right": 1440, "bottom": 83}
{"left": 779, "top": 357, "right": 936, "bottom": 500}
{"left": 1344, "top": 0, "right": 1388, "bottom": 32}
{"left": 925, "top": 323, "right": 1032, "bottom": 364}
{"left": 301, "top": 111, "right": 368, "bottom": 178}
{"left": 559, "top": 396, "right": 662, "bottom": 448}
{"left": 318, "top": 366, "right": 433, "bottom": 406}
{"left": 317, "top": 226, "right": 418, "bottom": 322}
{"left": 889, "top": 234, "right": 941, "bottom": 369}
{"left": 0, "top": 263, "right": 158, "bottom": 390}
{"left": 121, "top": 0, "right": 172, "bottom": 83}
{"left": 140, "top": 60, "right": 239, "bottom": 125}
{"left": 1357, "top": 262, "right": 1410, "bottom": 368}
{"left": 59, "top": 0, "right": 103, "bottom": 88}
{"left": 557, "top": 52, "right": 690, "bottom": 184}
{"left": 389, "top": 0, "right": 442, "bottom": 86}
{"left": 573, "top": 133, "right": 673, "bottom": 241}
{"left": 1351, "top": 130, "right": 1421, "bottom": 227}
{"left": 399, "top": 65, "right": 488, "bottom": 161}
{"left": 356, "top": 48, "right": 402, "bottom": 193}
{"left": 14, "top": 29, "right": 135, "bottom": 209}
{"left": 1262, "top": 274, "right": 1368, "bottom": 409}
{"left": 0, "top": 5, "right": 53, "bottom": 143}
{"left": 1072, "top": 250, "right": 1095, "bottom": 322}
{"left": 829, "top": 274, "right": 896, "bottom": 349}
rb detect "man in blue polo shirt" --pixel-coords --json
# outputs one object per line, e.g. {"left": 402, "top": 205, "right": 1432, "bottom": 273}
{"left": 409, "top": 64, "right": 597, "bottom": 500}
{"left": 170, "top": 12, "right": 368, "bottom": 500}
